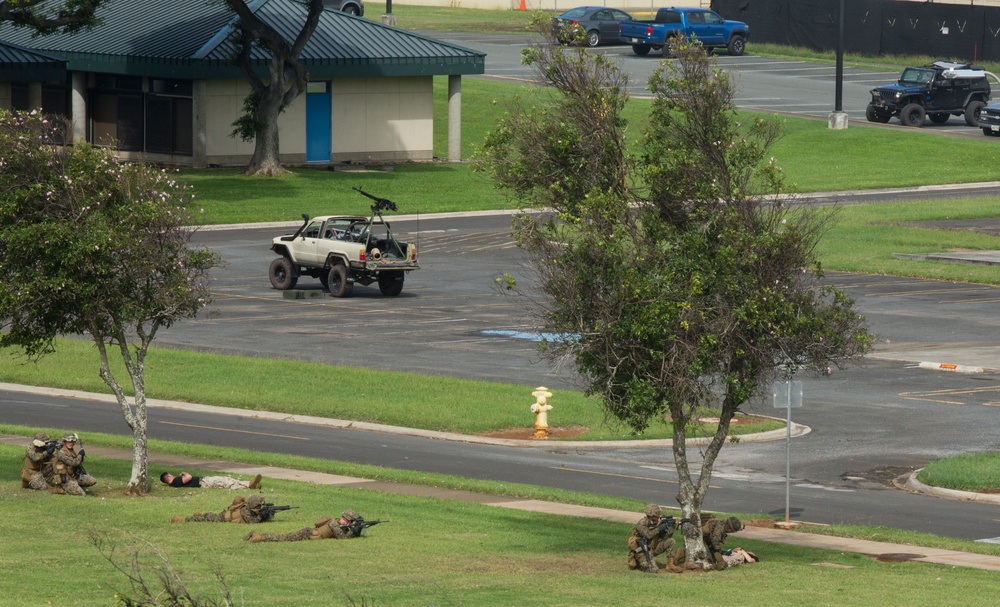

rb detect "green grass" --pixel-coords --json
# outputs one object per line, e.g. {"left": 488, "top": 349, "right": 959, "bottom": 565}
{"left": 3, "top": 441, "right": 999, "bottom": 607}
{"left": 817, "top": 196, "right": 1000, "bottom": 284}
{"left": 0, "top": 339, "right": 783, "bottom": 440}
{"left": 918, "top": 451, "right": 1000, "bottom": 492}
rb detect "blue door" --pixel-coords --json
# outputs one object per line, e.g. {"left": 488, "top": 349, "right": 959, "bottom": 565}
{"left": 306, "top": 81, "right": 331, "bottom": 163}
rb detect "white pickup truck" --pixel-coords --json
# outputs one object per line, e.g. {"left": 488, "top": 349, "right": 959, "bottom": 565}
{"left": 268, "top": 189, "right": 419, "bottom": 297}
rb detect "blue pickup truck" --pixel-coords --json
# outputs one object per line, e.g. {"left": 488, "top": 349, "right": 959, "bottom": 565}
{"left": 618, "top": 7, "right": 749, "bottom": 57}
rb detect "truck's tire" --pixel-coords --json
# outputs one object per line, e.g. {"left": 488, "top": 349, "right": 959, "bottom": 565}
{"left": 727, "top": 34, "right": 745, "bottom": 56}
{"left": 899, "top": 103, "right": 925, "bottom": 127}
{"left": 632, "top": 44, "right": 651, "bottom": 56}
{"left": 378, "top": 271, "right": 405, "bottom": 297}
{"left": 328, "top": 264, "right": 354, "bottom": 298}
{"left": 865, "top": 103, "right": 891, "bottom": 123}
{"left": 965, "top": 100, "right": 986, "bottom": 127}
{"left": 268, "top": 257, "right": 297, "bottom": 290}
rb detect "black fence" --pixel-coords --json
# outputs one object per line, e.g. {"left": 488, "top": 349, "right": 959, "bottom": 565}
{"left": 711, "top": 0, "right": 1000, "bottom": 63}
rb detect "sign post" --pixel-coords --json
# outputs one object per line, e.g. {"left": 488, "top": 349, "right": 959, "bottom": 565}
{"left": 772, "top": 380, "right": 802, "bottom": 528}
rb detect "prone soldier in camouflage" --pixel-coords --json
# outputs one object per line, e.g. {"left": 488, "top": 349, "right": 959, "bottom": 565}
{"left": 21, "top": 432, "right": 54, "bottom": 490}
{"left": 627, "top": 503, "right": 680, "bottom": 573}
{"left": 170, "top": 495, "right": 268, "bottom": 524}
{"left": 44, "top": 433, "right": 97, "bottom": 496}
{"left": 244, "top": 509, "right": 367, "bottom": 543}
{"left": 702, "top": 516, "right": 743, "bottom": 570}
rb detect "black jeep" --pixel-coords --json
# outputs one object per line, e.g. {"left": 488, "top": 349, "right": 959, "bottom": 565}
{"left": 866, "top": 61, "right": 991, "bottom": 127}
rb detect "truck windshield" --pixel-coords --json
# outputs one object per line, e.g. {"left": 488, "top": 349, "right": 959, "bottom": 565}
{"left": 899, "top": 68, "right": 934, "bottom": 85}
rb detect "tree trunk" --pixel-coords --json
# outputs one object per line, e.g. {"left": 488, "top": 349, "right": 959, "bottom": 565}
{"left": 125, "top": 399, "right": 149, "bottom": 496}
{"left": 244, "top": 60, "right": 290, "bottom": 176}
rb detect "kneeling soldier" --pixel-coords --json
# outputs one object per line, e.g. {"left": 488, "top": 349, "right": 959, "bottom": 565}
{"left": 627, "top": 503, "right": 679, "bottom": 573}
{"left": 22, "top": 432, "right": 54, "bottom": 490}
{"left": 45, "top": 433, "right": 97, "bottom": 496}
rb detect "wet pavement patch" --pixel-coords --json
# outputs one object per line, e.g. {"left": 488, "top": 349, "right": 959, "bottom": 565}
{"left": 874, "top": 553, "right": 925, "bottom": 562}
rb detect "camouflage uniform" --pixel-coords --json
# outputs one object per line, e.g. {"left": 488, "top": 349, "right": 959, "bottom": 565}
{"left": 22, "top": 432, "right": 54, "bottom": 490}
{"left": 174, "top": 495, "right": 267, "bottom": 523}
{"left": 627, "top": 504, "right": 678, "bottom": 573}
{"left": 702, "top": 516, "right": 743, "bottom": 570}
{"left": 44, "top": 433, "right": 97, "bottom": 496}
{"left": 245, "top": 510, "right": 365, "bottom": 543}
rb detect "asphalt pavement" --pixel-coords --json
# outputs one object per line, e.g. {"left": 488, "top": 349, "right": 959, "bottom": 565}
{"left": 6, "top": 383, "right": 1000, "bottom": 572}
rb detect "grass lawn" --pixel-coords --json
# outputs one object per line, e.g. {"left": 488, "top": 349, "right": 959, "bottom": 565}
{"left": 3, "top": 442, "right": 999, "bottom": 607}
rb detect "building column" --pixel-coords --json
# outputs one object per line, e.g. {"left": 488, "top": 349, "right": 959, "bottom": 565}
{"left": 447, "top": 74, "right": 461, "bottom": 162}
{"left": 71, "top": 72, "right": 86, "bottom": 144}
{"left": 192, "top": 80, "right": 207, "bottom": 168}
{"left": 28, "top": 82, "right": 42, "bottom": 109}
{"left": 0, "top": 82, "right": 10, "bottom": 110}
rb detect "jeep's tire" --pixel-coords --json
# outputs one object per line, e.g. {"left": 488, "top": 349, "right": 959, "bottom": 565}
{"left": 727, "top": 35, "right": 745, "bottom": 56}
{"left": 965, "top": 100, "right": 986, "bottom": 127}
{"left": 328, "top": 265, "right": 353, "bottom": 298}
{"left": 632, "top": 44, "right": 651, "bottom": 56}
{"left": 865, "top": 104, "right": 891, "bottom": 123}
{"left": 268, "top": 257, "right": 297, "bottom": 290}
{"left": 928, "top": 113, "right": 950, "bottom": 124}
{"left": 899, "top": 103, "right": 925, "bottom": 127}
{"left": 378, "top": 271, "right": 405, "bottom": 297}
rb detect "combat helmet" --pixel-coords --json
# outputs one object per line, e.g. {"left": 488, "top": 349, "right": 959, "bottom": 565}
{"left": 32, "top": 432, "right": 50, "bottom": 448}
{"left": 726, "top": 516, "right": 743, "bottom": 532}
{"left": 246, "top": 495, "right": 265, "bottom": 509}
{"left": 341, "top": 509, "right": 362, "bottom": 522}
{"left": 62, "top": 433, "right": 79, "bottom": 443}
{"left": 644, "top": 503, "right": 661, "bottom": 518}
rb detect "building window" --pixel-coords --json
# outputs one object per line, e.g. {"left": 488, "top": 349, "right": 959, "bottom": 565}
{"left": 88, "top": 76, "right": 193, "bottom": 156}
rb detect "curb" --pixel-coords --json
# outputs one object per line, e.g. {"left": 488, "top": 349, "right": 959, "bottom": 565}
{"left": 899, "top": 469, "right": 1000, "bottom": 505}
{"left": 918, "top": 361, "right": 985, "bottom": 374}
{"left": 0, "top": 382, "right": 807, "bottom": 449}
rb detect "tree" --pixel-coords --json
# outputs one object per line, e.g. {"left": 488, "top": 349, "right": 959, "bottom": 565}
{"left": 475, "top": 33, "right": 874, "bottom": 569}
{"left": 0, "top": 0, "right": 103, "bottom": 33}
{"left": 225, "top": 0, "right": 325, "bottom": 176}
{"left": 0, "top": 110, "right": 219, "bottom": 495}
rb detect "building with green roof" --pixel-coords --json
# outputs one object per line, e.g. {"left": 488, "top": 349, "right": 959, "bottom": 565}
{"left": 0, "top": 0, "right": 485, "bottom": 167}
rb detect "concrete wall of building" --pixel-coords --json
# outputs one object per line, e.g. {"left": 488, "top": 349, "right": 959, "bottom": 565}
{"left": 200, "top": 75, "right": 433, "bottom": 167}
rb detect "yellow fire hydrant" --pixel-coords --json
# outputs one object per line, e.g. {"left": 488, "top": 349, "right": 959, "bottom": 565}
{"left": 531, "top": 386, "right": 553, "bottom": 439}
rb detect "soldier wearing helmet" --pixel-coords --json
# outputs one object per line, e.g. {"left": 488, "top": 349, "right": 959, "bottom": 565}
{"left": 244, "top": 509, "right": 370, "bottom": 543}
{"left": 21, "top": 432, "right": 55, "bottom": 490}
{"left": 170, "top": 494, "right": 270, "bottom": 524}
{"left": 627, "top": 503, "right": 680, "bottom": 573}
{"left": 702, "top": 516, "right": 744, "bottom": 570}
{"left": 45, "top": 432, "right": 97, "bottom": 496}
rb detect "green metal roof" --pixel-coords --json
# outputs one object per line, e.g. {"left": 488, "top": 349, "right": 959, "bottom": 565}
{"left": 0, "top": 0, "right": 485, "bottom": 81}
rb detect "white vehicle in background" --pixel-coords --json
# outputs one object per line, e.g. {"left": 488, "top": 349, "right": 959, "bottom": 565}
{"left": 268, "top": 188, "right": 418, "bottom": 297}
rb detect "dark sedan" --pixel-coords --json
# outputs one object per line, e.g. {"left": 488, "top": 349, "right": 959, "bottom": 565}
{"left": 553, "top": 6, "right": 633, "bottom": 47}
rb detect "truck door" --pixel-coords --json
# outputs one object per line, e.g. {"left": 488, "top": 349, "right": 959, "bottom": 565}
{"left": 692, "top": 10, "right": 725, "bottom": 46}
{"left": 299, "top": 220, "right": 325, "bottom": 264}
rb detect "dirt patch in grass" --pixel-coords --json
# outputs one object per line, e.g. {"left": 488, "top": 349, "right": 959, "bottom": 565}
{"left": 480, "top": 426, "right": 590, "bottom": 440}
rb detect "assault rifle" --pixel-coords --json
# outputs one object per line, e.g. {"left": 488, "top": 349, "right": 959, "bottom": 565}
{"left": 340, "top": 518, "right": 388, "bottom": 536}
{"left": 353, "top": 186, "right": 398, "bottom": 214}
{"left": 259, "top": 503, "right": 297, "bottom": 522}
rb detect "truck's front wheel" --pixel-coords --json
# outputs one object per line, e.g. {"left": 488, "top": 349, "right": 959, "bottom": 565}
{"left": 727, "top": 34, "right": 745, "bottom": 56}
{"left": 899, "top": 103, "right": 925, "bottom": 127}
{"left": 378, "top": 271, "right": 405, "bottom": 296}
{"left": 268, "top": 257, "right": 297, "bottom": 290}
{"left": 328, "top": 265, "right": 354, "bottom": 298}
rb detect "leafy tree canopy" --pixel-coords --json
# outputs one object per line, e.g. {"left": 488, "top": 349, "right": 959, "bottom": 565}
{"left": 0, "top": 110, "right": 219, "bottom": 494}
{"left": 475, "top": 30, "right": 874, "bottom": 570}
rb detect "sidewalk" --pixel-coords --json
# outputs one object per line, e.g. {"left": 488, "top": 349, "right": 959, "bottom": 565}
{"left": 6, "top": 428, "right": 1000, "bottom": 571}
